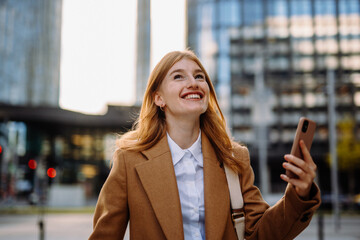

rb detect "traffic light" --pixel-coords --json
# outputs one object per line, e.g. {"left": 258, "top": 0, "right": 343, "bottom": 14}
{"left": 0, "top": 144, "right": 3, "bottom": 164}
{"left": 47, "top": 168, "right": 56, "bottom": 178}
{"left": 28, "top": 159, "right": 37, "bottom": 170}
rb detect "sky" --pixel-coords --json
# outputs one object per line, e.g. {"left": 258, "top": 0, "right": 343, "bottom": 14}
{"left": 60, "top": 0, "right": 186, "bottom": 114}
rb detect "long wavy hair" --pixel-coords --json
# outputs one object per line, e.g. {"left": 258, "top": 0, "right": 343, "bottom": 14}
{"left": 117, "top": 50, "right": 242, "bottom": 171}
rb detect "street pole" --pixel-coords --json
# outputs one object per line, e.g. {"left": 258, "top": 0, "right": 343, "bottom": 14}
{"left": 36, "top": 157, "right": 47, "bottom": 240}
{"left": 255, "top": 56, "right": 269, "bottom": 196}
{"left": 327, "top": 69, "right": 340, "bottom": 231}
{"left": 317, "top": 211, "right": 324, "bottom": 240}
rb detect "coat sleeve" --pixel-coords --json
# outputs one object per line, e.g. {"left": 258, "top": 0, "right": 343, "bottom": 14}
{"left": 88, "top": 149, "right": 129, "bottom": 240}
{"left": 234, "top": 145, "right": 321, "bottom": 240}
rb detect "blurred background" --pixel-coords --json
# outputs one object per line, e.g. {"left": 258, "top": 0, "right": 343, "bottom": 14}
{"left": 1, "top": 0, "right": 360, "bottom": 239}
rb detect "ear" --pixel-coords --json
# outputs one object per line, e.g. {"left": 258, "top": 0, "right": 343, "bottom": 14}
{"left": 154, "top": 91, "right": 164, "bottom": 107}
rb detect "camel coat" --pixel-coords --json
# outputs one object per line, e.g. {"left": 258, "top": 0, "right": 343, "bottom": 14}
{"left": 89, "top": 133, "right": 321, "bottom": 240}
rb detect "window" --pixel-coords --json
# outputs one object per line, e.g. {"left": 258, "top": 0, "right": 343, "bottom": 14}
{"left": 291, "top": 0, "right": 311, "bottom": 16}
{"left": 339, "top": 0, "right": 359, "bottom": 15}
{"left": 243, "top": 0, "right": 263, "bottom": 26}
{"left": 218, "top": 55, "right": 231, "bottom": 83}
{"left": 267, "top": 57, "right": 289, "bottom": 71}
{"left": 219, "top": 0, "right": 241, "bottom": 26}
{"left": 200, "top": 3, "right": 216, "bottom": 28}
{"left": 293, "top": 56, "right": 314, "bottom": 72}
{"left": 267, "top": 0, "right": 287, "bottom": 17}
{"left": 218, "top": 28, "right": 229, "bottom": 53}
{"left": 314, "top": 0, "right": 335, "bottom": 16}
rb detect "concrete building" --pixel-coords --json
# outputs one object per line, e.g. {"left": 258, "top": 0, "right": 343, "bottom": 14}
{"left": 135, "top": 0, "right": 151, "bottom": 105}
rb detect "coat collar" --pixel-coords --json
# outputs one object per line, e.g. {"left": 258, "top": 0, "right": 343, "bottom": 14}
{"left": 136, "top": 132, "right": 230, "bottom": 240}
{"left": 202, "top": 132, "right": 231, "bottom": 240}
{"left": 136, "top": 135, "right": 184, "bottom": 239}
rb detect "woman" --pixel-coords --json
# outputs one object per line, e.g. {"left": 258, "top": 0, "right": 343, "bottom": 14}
{"left": 89, "top": 50, "right": 320, "bottom": 240}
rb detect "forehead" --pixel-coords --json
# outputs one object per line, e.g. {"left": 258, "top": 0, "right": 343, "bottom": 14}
{"left": 167, "top": 58, "right": 202, "bottom": 74}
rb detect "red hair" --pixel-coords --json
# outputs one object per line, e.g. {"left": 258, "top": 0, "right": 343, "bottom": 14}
{"left": 117, "top": 50, "right": 242, "bottom": 171}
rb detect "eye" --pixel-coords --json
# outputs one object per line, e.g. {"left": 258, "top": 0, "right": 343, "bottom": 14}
{"left": 174, "top": 74, "right": 183, "bottom": 80}
{"left": 195, "top": 74, "right": 205, "bottom": 80}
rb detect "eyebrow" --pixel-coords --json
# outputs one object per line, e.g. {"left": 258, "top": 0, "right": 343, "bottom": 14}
{"left": 169, "top": 68, "right": 204, "bottom": 76}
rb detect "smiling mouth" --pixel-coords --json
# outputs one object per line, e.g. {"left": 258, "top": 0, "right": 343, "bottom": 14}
{"left": 181, "top": 92, "right": 204, "bottom": 100}
{"left": 184, "top": 94, "right": 201, "bottom": 99}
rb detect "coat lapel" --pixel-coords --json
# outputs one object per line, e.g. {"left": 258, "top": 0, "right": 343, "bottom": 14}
{"left": 135, "top": 133, "right": 231, "bottom": 240}
{"left": 202, "top": 133, "right": 231, "bottom": 240}
{"left": 135, "top": 135, "right": 184, "bottom": 240}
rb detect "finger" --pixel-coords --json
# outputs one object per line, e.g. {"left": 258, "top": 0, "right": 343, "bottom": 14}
{"left": 280, "top": 174, "right": 307, "bottom": 187}
{"left": 299, "top": 140, "right": 313, "bottom": 164}
{"left": 283, "top": 160, "right": 317, "bottom": 185}
{"left": 283, "top": 160, "right": 316, "bottom": 181}
{"left": 281, "top": 173, "right": 312, "bottom": 190}
{"left": 280, "top": 174, "right": 305, "bottom": 186}
{"left": 284, "top": 154, "right": 307, "bottom": 171}
{"left": 299, "top": 140, "right": 317, "bottom": 170}
{"left": 280, "top": 174, "right": 312, "bottom": 198}
{"left": 282, "top": 162, "right": 306, "bottom": 179}
{"left": 284, "top": 154, "right": 317, "bottom": 179}
{"left": 280, "top": 173, "right": 290, "bottom": 183}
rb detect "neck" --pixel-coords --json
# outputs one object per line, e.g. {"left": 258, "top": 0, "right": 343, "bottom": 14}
{"left": 166, "top": 117, "right": 200, "bottom": 149}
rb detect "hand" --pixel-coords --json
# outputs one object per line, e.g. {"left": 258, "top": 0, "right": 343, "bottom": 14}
{"left": 280, "top": 140, "right": 317, "bottom": 199}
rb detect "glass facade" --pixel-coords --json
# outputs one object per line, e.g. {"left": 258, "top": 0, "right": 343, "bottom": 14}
{"left": 0, "top": 1, "right": 138, "bottom": 205}
{"left": 0, "top": 106, "right": 139, "bottom": 203}
{"left": 187, "top": 0, "right": 360, "bottom": 194}
{"left": 0, "top": 0, "right": 62, "bottom": 107}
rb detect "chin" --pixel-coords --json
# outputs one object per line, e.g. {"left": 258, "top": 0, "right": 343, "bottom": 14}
{"left": 186, "top": 107, "right": 207, "bottom": 116}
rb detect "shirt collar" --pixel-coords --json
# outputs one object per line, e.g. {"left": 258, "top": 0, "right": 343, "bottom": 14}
{"left": 166, "top": 130, "right": 203, "bottom": 167}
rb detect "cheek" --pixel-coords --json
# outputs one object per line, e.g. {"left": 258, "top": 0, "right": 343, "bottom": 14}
{"left": 203, "top": 84, "right": 210, "bottom": 99}
{"left": 159, "top": 83, "right": 176, "bottom": 101}
{"left": 202, "top": 86, "right": 210, "bottom": 106}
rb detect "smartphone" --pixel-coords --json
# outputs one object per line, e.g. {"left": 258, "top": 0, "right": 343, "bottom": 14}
{"left": 286, "top": 117, "right": 316, "bottom": 179}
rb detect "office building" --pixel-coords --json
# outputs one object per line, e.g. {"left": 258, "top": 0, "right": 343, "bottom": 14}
{"left": 0, "top": 0, "right": 140, "bottom": 204}
{"left": 187, "top": 0, "right": 360, "bottom": 195}
{"left": 0, "top": 0, "right": 62, "bottom": 106}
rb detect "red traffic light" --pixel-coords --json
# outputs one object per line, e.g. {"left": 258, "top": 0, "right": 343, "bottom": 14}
{"left": 47, "top": 168, "right": 56, "bottom": 178}
{"left": 28, "top": 159, "right": 37, "bottom": 170}
{"left": 0, "top": 145, "right": 2, "bottom": 154}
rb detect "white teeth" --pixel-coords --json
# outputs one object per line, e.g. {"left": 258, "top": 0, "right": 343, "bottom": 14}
{"left": 184, "top": 94, "right": 201, "bottom": 99}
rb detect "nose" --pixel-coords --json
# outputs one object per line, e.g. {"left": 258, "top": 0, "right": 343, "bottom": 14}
{"left": 187, "top": 76, "right": 199, "bottom": 89}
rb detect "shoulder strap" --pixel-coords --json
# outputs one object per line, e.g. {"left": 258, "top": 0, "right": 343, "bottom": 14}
{"left": 224, "top": 163, "right": 245, "bottom": 240}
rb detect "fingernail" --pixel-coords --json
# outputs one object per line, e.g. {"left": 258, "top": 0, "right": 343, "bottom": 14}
{"left": 280, "top": 174, "right": 288, "bottom": 179}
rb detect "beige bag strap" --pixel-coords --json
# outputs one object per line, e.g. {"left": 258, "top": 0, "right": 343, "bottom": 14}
{"left": 224, "top": 163, "right": 245, "bottom": 240}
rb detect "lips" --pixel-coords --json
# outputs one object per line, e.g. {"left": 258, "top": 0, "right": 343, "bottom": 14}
{"left": 181, "top": 92, "right": 204, "bottom": 99}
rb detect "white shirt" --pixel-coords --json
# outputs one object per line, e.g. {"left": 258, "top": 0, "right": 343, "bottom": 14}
{"left": 167, "top": 131, "right": 205, "bottom": 240}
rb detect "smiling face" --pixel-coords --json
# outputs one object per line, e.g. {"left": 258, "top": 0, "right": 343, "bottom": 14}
{"left": 154, "top": 58, "right": 210, "bottom": 123}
